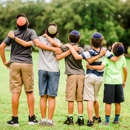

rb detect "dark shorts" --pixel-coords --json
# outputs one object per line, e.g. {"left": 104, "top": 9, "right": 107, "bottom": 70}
{"left": 38, "top": 70, "right": 60, "bottom": 97}
{"left": 103, "top": 84, "right": 124, "bottom": 104}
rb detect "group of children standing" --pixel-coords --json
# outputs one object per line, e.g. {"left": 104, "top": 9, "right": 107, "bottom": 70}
{"left": 0, "top": 13, "right": 127, "bottom": 127}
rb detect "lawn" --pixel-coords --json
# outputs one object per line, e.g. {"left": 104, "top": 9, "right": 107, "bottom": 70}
{"left": 0, "top": 51, "right": 130, "bottom": 130}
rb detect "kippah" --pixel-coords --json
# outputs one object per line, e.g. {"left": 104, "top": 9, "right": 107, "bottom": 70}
{"left": 92, "top": 32, "right": 103, "bottom": 39}
{"left": 70, "top": 30, "right": 80, "bottom": 36}
{"left": 17, "top": 17, "right": 26, "bottom": 26}
{"left": 116, "top": 46, "right": 125, "bottom": 56}
{"left": 48, "top": 25, "right": 57, "bottom": 34}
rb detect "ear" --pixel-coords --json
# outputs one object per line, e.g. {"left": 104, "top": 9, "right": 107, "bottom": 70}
{"left": 68, "top": 37, "right": 70, "bottom": 42}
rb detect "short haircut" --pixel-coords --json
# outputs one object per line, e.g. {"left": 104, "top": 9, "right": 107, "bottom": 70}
{"left": 91, "top": 32, "right": 104, "bottom": 48}
{"left": 112, "top": 42, "right": 125, "bottom": 56}
{"left": 46, "top": 24, "right": 58, "bottom": 38}
{"left": 16, "top": 13, "right": 29, "bottom": 30}
{"left": 69, "top": 30, "right": 80, "bottom": 43}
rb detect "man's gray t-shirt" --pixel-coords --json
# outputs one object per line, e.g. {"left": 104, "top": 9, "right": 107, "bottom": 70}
{"left": 38, "top": 36, "right": 61, "bottom": 72}
{"left": 60, "top": 43, "right": 85, "bottom": 75}
{"left": 3, "top": 28, "right": 38, "bottom": 64}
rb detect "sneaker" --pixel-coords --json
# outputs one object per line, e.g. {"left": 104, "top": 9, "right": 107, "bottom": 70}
{"left": 112, "top": 120, "right": 119, "bottom": 124}
{"left": 7, "top": 116, "right": 19, "bottom": 127}
{"left": 76, "top": 117, "right": 84, "bottom": 126}
{"left": 39, "top": 120, "right": 46, "bottom": 126}
{"left": 87, "top": 120, "right": 94, "bottom": 127}
{"left": 93, "top": 116, "right": 102, "bottom": 123}
{"left": 47, "top": 120, "right": 55, "bottom": 126}
{"left": 28, "top": 115, "right": 38, "bottom": 125}
{"left": 63, "top": 116, "right": 74, "bottom": 125}
{"left": 102, "top": 121, "right": 109, "bottom": 125}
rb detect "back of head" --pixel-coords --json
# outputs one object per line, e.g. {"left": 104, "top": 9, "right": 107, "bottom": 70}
{"left": 112, "top": 42, "right": 125, "bottom": 56}
{"left": 69, "top": 30, "right": 80, "bottom": 43}
{"left": 16, "top": 13, "right": 29, "bottom": 30}
{"left": 46, "top": 24, "right": 58, "bottom": 38}
{"left": 91, "top": 32, "right": 104, "bottom": 48}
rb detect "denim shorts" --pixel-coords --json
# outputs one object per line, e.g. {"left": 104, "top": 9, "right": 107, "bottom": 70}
{"left": 38, "top": 70, "right": 60, "bottom": 97}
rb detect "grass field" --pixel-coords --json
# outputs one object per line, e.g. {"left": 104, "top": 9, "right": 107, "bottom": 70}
{"left": 0, "top": 51, "right": 130, "bottom": 130}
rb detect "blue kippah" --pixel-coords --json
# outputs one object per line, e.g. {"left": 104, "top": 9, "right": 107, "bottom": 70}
{"left": 92, "top": 32, "right": 103, "bottom": 39}
{"left": 116, "top": 46, "right": 125, "bottom": 56}
{"left": 70, "top": 30, "right": 80, "bottom": 36}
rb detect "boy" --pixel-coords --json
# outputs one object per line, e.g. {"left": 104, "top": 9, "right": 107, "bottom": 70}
{"left": 66, "top": 32, "right": 120, "bottom": 127}
{"left": 87, "top": 42, "right": 127, "bottom": 125}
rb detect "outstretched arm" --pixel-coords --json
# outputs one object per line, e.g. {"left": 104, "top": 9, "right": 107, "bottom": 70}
{"left": 87, "top": 63, "right": 105, "bottom": 70}
{"left": 66, "top": 44, "right": 106, "bottom": 63}
{"left": 8, "top": 31, "right": 32, "bottom": 47}
{"left": 56, "top": 50, "right": 71, "bottom": 60}
{"left": 43, "top": 34, "right": 60, "bottom": 47}
{"left": 122, "top": 67, "right": 127, "bottom": 87}
{"left": 110, "top": 55, "right": 122, "bottom": 62}
{"left": 65, "top": 44, "right": 82, "bottom": 60}
{"left": 8, "top": 31, "right": 62, "bottom": 54}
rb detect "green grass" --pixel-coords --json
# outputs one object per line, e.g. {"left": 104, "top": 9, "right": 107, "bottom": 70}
{"left": 0, "top": 51, "right": 130, "bottom": 130}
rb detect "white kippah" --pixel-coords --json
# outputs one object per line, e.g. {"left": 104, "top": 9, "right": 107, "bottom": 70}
{"left": 48, "top": 25, "right": 57, "bottom": 34}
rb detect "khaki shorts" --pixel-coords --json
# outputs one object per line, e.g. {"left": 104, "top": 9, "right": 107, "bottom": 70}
{"left": 65, "top": 74, "right": 85, "bottom": 101}
{"left": 9, "top": 62, "right": 34, "bottom": 92}
{"left": 83, "top": 77, "right": 102, "bottom": 101}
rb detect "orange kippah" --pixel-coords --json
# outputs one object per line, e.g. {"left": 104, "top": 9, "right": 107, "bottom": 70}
{"left": 17, "top": 17, "right": 26, "bottom": 26}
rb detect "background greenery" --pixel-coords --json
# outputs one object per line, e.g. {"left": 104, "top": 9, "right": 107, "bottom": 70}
{"left": 0, "top": 51, "right": 130, "bottom": 130}
{"left": 0, "top": 0, "right": 130, "bottom": 53}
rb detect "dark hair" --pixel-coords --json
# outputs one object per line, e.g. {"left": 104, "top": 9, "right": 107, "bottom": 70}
{"left": 16, "top": 13, "right": 29, "bottom": 30}
{"left": 113, "top": 42, "right": 125, "bottom": 56}
{"left": 91, "top": 37, "right": 103, "bottom": 48}
{"left": 46, "top": 23, "right": 58, "bottom": 38}
{"left": 69, "top": 33, "right": 80, "bottom": 43}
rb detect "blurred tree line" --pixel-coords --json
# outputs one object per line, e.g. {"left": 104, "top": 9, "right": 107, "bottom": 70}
{"left": 0, "top": 0, "right": 130, "bottom": 53}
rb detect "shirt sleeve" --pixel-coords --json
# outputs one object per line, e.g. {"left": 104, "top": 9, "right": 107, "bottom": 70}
{"left": 60, "top": 44, "right": 69, "bottom": 52}
{"left": 122, "top": 56, "right": 127, "bottom": 68}
{"left": 30, "top": 29, "right": 39, "bottom": 40}
{"left": 2, "top": 36, "right": 13, "bottom": 46}
{"left": 105, "top": 49, "right": 113, "bottom": 59}
{"left": 81, "top": 51, "right": 91, "bottom": 59}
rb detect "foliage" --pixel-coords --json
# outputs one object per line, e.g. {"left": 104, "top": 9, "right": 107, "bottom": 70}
{"left": 0, "top": 0, "right": 130, "bottom": 53}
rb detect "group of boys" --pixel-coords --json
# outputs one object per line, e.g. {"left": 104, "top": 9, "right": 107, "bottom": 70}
{"left": 0, "top": 13, "right": 127, "bottom": 127}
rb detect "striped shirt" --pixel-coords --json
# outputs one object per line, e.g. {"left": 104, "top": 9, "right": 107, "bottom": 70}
{"left": 81, "top": 47, "right": 113, "bottom": 80}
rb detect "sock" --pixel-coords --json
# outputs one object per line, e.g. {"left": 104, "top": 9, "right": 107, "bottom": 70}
{"left": 114, "top": 114, "right": 120, "bottom": 121}
{"left": 105, "top": 115, "right": 110, "bottom": 123}
{"left": 42, "top": 118, "right": 46, "bottom": 122}
{"left": 78, "top": 114, "right": 83, "bottom": 119}
{"left": 47, "top": 119, "right": 52, "bottom": 123}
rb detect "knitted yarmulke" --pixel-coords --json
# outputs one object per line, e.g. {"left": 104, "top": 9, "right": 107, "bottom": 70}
{"left": 17, "top": 17, "right": 26, "bottom": 26}
{"left": 115, "top": 46, "right": 125, "bottom": 56}
{"left": 92, "top": 32, "right": 103, "bottom": 39}
{"left": 48, "top": 25, "right": 57, "bottom": 34}
{"left": 70, "top": 30, "right": 80, "bottom": 36}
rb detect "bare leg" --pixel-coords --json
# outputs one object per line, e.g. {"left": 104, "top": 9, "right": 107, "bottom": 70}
{"left": 87, "top": 100, "right": 94, "bottom": 121}
{"left": 77, "top": 101, "right": 83, "bottom": 114}
{"left": 68, "top": 101, "right": 74, "bottom": 114}
{"left": 94, "top": 100, "right": 100, "bottom": 118}
{"left": 105, "top": 104, "right": 111, "bottom": 116}
{"left": 48, "top": 96, "right": 56, "bottom": 120}
{"left": 26, "top": 91, "right": 34, "bottom": 116}
{"left": 12, "top": 92, "right": 21, "bottom": 117}
{"left": 115, "top": 103, "right": 121, "bottom": 115}
{"left": 40, "top": 95, "right": 47, "bottom": 118}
